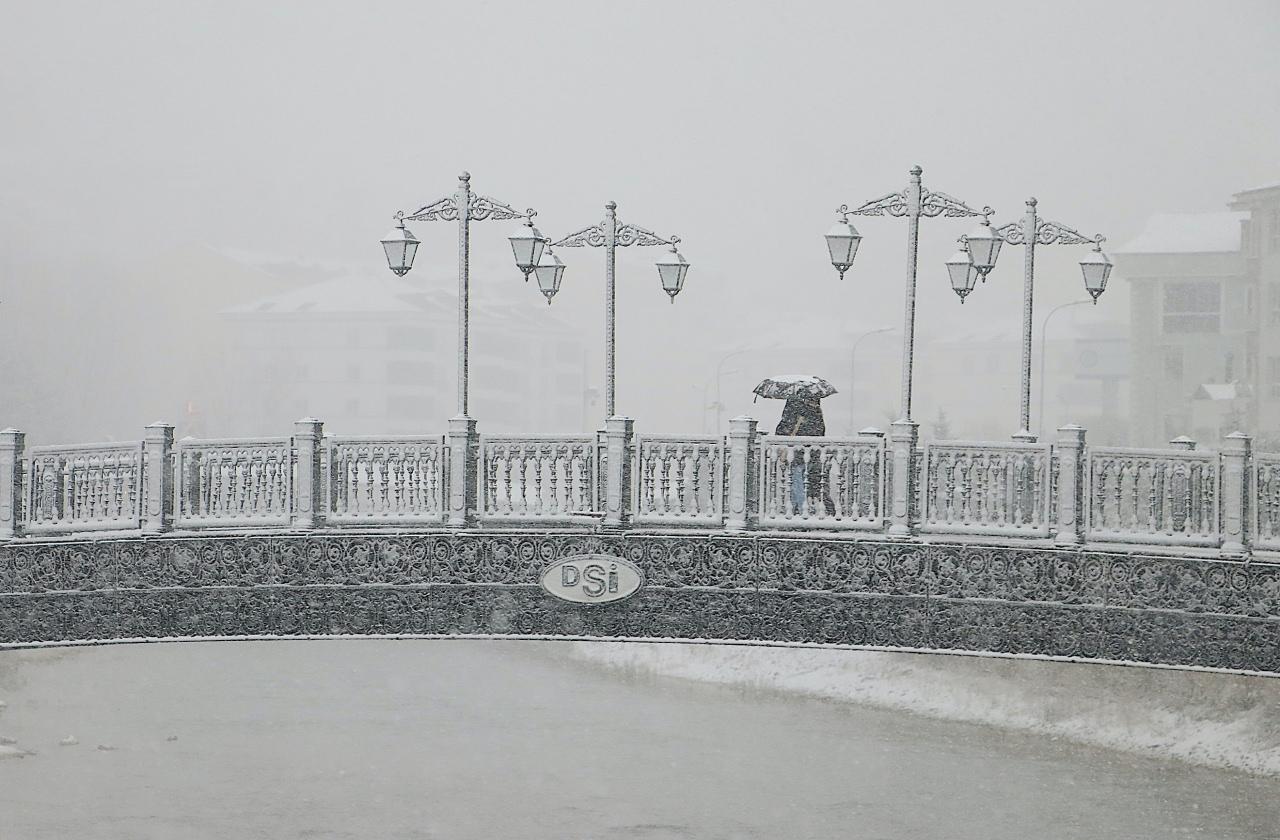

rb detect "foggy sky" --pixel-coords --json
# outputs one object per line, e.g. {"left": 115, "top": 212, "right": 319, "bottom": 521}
{"left": 2, "top": 0, "right": 1278, "bottom": 441}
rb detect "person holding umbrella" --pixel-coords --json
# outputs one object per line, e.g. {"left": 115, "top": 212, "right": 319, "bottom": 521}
{"left": 754, "top": 375, "right": 837, "bottom": 515}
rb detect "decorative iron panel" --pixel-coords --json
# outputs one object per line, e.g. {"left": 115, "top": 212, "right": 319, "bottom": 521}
{"left": 3, "top": 532, "right": 1276, "bottom": 675}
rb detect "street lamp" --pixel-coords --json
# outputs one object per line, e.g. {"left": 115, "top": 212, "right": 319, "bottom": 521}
{"left": 533, "top": 245, "right": 565, "bottom": 304}
{"left": 549, "top": 201, "right": 689, "bottom": 420}
{"left": 945, "top": 239, "right": 980, "bottom": 303}
{"left": 380, "top": 217, "right": 420, "bottom": 276}
{"left": 509, "top": 216, "right": 547, "bottom": 279}
{"left": 1037, "top": 299, "right": 1093, "bottom": 440}
{"left": 380, "top": 171, "right": 538, "bottom": 419}
{"left": 830, "top": 165, "right": 996, "bottom": 422}
{"left": 825, "top": 210, "right": 862, "bottom": 280}
{"left": 987, "top": 197, "right": 1110, "bottom": 439}
{"left": 847, "top": 326, "right": 894, "bottom": 434}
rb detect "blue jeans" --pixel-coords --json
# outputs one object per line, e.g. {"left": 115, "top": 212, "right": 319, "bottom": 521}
{"left": 790, "top": 461, "right": 806, "bottom": 514}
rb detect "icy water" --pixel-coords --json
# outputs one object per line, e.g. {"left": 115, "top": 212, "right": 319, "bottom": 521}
{"left": 0, "top": 641, "right": 1276, "bottom": 840}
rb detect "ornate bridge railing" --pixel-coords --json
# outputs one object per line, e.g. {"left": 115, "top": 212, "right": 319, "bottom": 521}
{"left": 0, "top": 422, "right": 1275, "bottom": 673}
{"left": 24, "top": 441, "right": 146, "bottom": 535}
{"left": 480, "top": 435, "right": 598, "bottom": 524}
{"left": 1257, "top": 453, "right": 1280, "bottom": 554}
{"left": 758, "top": 435, "right": 884, "bottom": 530}
{"left": 634, "top": 436, "right": 723, "bottom": 526}
{"left": 0, "top": 422, "right": 1267, "bottom": 559}
{"left": 325, "top": 436, "right": 446, "bottom": 526}
{"left": 175, "top": 436, "right": 294, "bottom": 530}
{"left": 921, "top": 441, "right": 1051, "bottom": 539}
{"left": 1087, "top": 445, "right": 1220, "bottom": 547}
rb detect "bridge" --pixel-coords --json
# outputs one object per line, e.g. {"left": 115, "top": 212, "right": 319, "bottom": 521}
{"left": 1, "top": 418, "right": 1277, "bottom": 675}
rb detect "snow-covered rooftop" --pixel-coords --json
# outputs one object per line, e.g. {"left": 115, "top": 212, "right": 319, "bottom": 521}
{"left": 1116, "top": 212, "right": 1247, "bottom": 255}
{"left": 1233, "top": 181, "right": 1280, "bottom": 196}
{"left": 1193, "top": 382, "right": 1251, "bottom": 401}
{"left": 222, "top": 275, "right": 444, "bottom": 315}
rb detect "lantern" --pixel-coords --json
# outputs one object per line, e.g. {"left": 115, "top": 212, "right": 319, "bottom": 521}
{"left": 656, "top": 244, "right": 689, "bottom": 302}
{"left": 380, "top": 217, "right": 420, "bottom": 276}
{"left": 964, "top": 215, "right": 1003, "bottom": 277}
{"left": 534, "top": 246, "right": 565, "bottom": 304}
{"left": 508, "top": 216, "right": 546, "bottom": 279}
{"left": 1080, "top": 243, "right": 1113, "bottom": 302}
{"left": 946, "top": 244, "right": 979, "bottom": 303}
{"left": 825, "top": 212, "right": 862, "bottom": 279}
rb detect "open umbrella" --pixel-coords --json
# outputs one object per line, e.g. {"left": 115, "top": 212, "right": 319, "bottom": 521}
{"left": 752, "top": 375, "right": 838, "bottom": 402}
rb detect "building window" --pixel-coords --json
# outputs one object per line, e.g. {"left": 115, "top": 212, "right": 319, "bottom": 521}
{"left": 387, "top": 394, "right": 430, "bottom": 418}
{"left": 1271, "top": 283, "right": 1280, "bottom": 326}
{"left": 1163, "top": 347, "right": 1183, "bottom": 381}
{"left": 1268, "top": 358, "right": 1280, "bottom": 399}
{"left": 1271, "top": 208, "right": 1280, "bottom": 252}
{"left": 387, "top": 360, "right": 432, "bottom": 383}
{"left": 389, "top": 325, "right": 434, "bottom": 352}
{"left": 1162, "top": 281, "right": 1220, "bottom": 334}
{"left": 1225, "top": 352, "right": 1235, "bottom": 382}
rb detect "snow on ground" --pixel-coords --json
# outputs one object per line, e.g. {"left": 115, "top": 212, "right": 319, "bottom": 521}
{"left": 568, "top": 642, "right": 1280, "bottom": 777}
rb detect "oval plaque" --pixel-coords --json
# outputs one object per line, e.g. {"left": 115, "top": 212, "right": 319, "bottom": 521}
{"left": 540, "top": 554, "right": 644, "bottom": 605}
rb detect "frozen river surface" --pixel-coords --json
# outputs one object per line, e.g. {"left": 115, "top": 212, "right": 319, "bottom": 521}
{"left": 0, "top": 640, "right": 1276, "bottom": 839}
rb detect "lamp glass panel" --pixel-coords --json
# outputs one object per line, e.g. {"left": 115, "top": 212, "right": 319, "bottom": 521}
{"left": 826, "top": 232, "right": 860, "bottom": 266}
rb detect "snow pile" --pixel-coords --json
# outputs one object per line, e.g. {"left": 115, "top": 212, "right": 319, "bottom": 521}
{"left": 568, "top": 643, "right": 1280, "bottom": 776}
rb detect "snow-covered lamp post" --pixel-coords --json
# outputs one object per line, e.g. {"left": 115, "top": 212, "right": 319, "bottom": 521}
{"left": 988, "top": 197, "right": 1110, "bottom": 441}
{"left": 379, "top": 171, "right": 539, "bottom": 419}
{"left": 829, "top": 165, "right": 997, "bottom": 537}
{"left": 380, "top": 171, "right": 541, "bottom": 527}
{"left": 547, "top": 201, "right": 689, "bottom": 421}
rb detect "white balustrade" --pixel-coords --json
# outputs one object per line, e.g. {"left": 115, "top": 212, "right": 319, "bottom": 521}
{"left": 4, "top": 418, "right": 1275, "bottom": 559}
{"left": 634, "top": 436, "right": 723, "bottom": 525}
{"left": 1255, "top": 454, "right": 1280, "bottom": 552}
{"left": 176, "top": 438, "right": 293, "bottom": 528}
{"left": 1086, "top": 447, "right": 1219, "bottom": 546}
{"left": 922, "top": 441, "right": 1052, "bottom": 537}
{"left": 326, "top": 436, "right": 445, "bottom": 524}
{"left": 25, "top": 442, "right": 145, "bottom": 533}
{"left": 758, "top": 436, "right": 885, "bottom": 529}
{"left": 481, "top": 435, "right": 598, "bottom": 522}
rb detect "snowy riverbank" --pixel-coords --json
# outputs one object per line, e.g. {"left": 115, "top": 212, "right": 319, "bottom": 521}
{"left": 568, "top": 642, "right": 1280, "bottom": 777}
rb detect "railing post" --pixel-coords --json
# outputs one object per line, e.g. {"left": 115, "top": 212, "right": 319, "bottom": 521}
{"left": 725, "top": 416, "right": 758, "bottom": 532}
{"left": 1054, "top": 424, "right": 1087, "bottom": 547}
{"left": 888, "top": 419, "right": 918, "bottom": 537}
{"left": 143, "top": 422, "right": 174, "bottom": 534}
{"left": 292, "top": 418, "right": 324, "bottom": 530}
{"left": 602, "top": 416, "right": 634, "bottom": 530}
{"left": 1220, "top": 431, "right": 1252, "bottom": 558}
{"left": 446, "top": 416, "right": 478, "bottom": 528}
{"left": 0, "top": 429, "right": 24, "bottom": 540}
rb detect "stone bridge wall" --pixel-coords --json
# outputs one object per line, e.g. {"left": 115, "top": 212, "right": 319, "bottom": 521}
{"left": 3, "top": 531, "right": 1277, "bottom": 675}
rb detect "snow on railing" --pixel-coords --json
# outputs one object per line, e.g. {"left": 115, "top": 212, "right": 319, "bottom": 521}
{"left": 922, "top": 441, "right": 1052, "bottom": 538}
{"left": 325, "top": 436, "right": 445, "bottom": 525}
{"left": 758, "top": 436, "right": 885, "bottom": 529}
{"left": 480, "top": 435, "right": 598, "bottom": 522}
{"left": 0, "top": 420, "right": 1273, "bottom": 559}
{"left": 634, "top": 436, "right": 723, "bottom": 525}
{"left": 1086, "top": 446, "right": 1219, "bottom": 546}
{"left": 1255, "top": 453, "right": 1280, "bottom": 552}
{"left": 24, "top": 442, "right": 145, "bottom": 534}
{"left": 176, "top": 437, "right": 293, "bottom": 529}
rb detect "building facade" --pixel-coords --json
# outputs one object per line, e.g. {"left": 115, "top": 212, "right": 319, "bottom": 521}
{"left": 220, "top": 274, "right": 590, "bottom": 436}
{"left": 1117, "top": 183, "right": 1280, "bottom": 448}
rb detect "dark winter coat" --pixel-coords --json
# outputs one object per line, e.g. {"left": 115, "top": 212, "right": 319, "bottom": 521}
{"left": 775, "top": 397, "right": 826, "bottom": 437}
